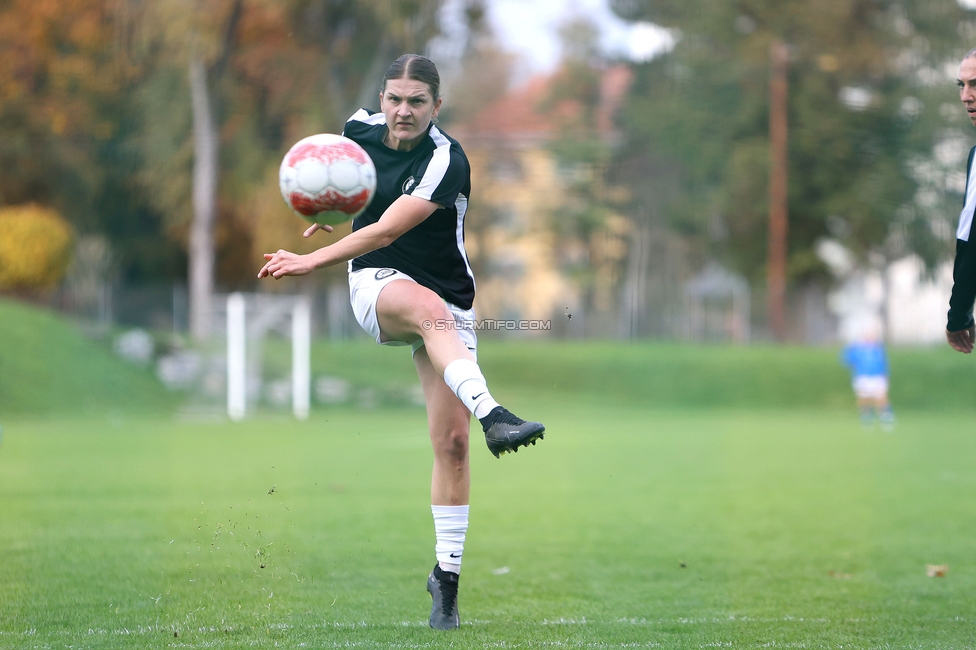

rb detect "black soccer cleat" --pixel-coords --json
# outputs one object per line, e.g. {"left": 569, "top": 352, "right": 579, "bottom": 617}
{"left": 426, "top": 563, "right": 460, "bottom": 630}
{"left": 480, "top": 406, "right": 545, "bottom": 458}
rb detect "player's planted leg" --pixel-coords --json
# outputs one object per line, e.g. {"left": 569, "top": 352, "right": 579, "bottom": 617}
{"left": 415, "top": 349, "right": 468, "bottom": 630}
{"left": 427, "top": 564, "right": 460, "bottom": 630}
{"left": 479, "top": 406, "right": 545, "bottom": 458}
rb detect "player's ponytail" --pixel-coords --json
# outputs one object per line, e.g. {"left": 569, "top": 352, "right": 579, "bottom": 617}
{"left": 383, "top": 54, "right": 440, "bottom": 101}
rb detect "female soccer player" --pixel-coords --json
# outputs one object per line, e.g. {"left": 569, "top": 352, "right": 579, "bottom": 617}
{"left": 258, "top": 54, "right": 544, "bottom": 630}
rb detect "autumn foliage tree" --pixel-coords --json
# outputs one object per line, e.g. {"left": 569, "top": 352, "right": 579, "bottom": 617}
{"left": 133, "top": 0, "right": 446, "bottom": 340}
{"left": 0, "top": 0, "right": 130, "bottom": 207}
{"left": 0, "top": 0, "right": 183, "bottom": 285}
{"left": 0, "top": 0, "right": 453, "bottom": 336}
{"left": 0, "top": 205, "right": 73, "bottom": 293}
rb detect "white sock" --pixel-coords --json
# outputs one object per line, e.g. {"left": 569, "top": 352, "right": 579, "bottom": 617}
{"left": 432, "top": 504, "right": 469, "bottom": 573}
{"left": 443, "top": 359, "right": 500, "bottom": 419}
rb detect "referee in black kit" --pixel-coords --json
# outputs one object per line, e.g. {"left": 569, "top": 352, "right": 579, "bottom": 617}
{"left": 947, "top": 48, "right": 976, "bottom": 353}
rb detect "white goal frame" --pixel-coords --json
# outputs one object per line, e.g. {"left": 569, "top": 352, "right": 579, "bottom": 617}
{"left": 226, "top": 292, "right": 311, "bottom": 421}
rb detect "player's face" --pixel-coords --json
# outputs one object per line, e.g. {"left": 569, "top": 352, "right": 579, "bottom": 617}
{"left": 379, "top": 78, "right": 442, "bottom": 151}
{"left": 958, "top": 58, "right": 976, "bottom": 127}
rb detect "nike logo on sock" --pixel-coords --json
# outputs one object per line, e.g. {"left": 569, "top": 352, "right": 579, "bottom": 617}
{"left": 472, "top": 392, "right": 485, "bottom": 400}
{"left": 449, "top": 552, "right": 462, "bottom": 558}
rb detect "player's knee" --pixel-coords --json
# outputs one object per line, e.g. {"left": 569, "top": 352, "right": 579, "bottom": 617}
{"left": 411, "top": 292, "right": 452, "bottom": 328}
{"left": 434, "top": 425, "right": 469, "bottom": 462}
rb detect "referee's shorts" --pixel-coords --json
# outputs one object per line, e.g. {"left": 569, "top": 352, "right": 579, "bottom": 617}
{"left": 347, "top": 266, "right": 477, "bottom": 358}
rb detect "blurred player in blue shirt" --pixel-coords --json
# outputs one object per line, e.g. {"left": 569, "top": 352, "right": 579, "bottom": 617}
{"left": 841, "top": 328, "right": 894, "bottom": 430}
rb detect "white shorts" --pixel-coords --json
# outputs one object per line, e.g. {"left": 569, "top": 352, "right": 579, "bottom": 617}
{"left": 852, "top": 375, "right": 888, "bottom": 399}
{"left": 347, "top": 266, "right": 478, "bottom": 358}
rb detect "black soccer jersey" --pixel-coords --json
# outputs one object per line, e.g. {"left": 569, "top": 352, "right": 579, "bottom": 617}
{"left": 949, "top": 145, "right": 976, "bottom": 332}
{"left": 343, "top": 109, "right": 476, "bottom": 310}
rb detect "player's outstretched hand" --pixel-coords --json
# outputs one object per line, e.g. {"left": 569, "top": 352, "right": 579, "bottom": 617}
{"left": 303, "top": 223, "right": 333, "bottom": 238}
{"left": 258, "top": 250, "right": 314, "bottom": 279}
{"left": 946, "top": 326, "right": 976, "bottom": 353}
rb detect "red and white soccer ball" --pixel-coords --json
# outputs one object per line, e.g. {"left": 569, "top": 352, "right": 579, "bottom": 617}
{"left": 279, "top": 134, "right": 377, "bottom": 225}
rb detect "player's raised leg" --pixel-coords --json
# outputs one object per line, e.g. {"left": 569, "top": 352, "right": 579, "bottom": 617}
{"left": 376, "top": 280, "right": 545, "bottom": 457}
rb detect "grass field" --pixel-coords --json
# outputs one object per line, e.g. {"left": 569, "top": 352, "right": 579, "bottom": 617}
{"left": 3, "top": 299, "right": 976, "bottom": 648}
{"left": 4, "top": 404, "right": 976, "bottom": 648}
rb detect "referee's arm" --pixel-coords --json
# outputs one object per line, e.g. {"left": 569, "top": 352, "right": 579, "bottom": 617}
{"left": 947, "top": 238, "right": 976, "bottom": 353}
{"left": 947, "top": 144, "right": 976, "bottom": 353}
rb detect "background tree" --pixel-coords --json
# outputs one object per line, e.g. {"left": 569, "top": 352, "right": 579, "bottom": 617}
{"left": 541, "top": 18, "right": 635, "bottom": 334}
{"left": 134, "top": 0, "right": 446, "bottom": 341}
{"left": 611, "top": 0, "right": 975, "bottom": 337}
{"left": 0, "top": 0, "right": 182, "bottom": 287}
{"left": 0, "top": 205, "right": 73, "bottom": 294}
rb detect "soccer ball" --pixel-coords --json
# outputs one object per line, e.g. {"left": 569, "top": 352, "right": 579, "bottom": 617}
{"left": 279, "top": 134, "right": 377, "bottom": 225}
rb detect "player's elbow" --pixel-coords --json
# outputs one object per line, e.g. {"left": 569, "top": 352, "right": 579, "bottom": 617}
{"left": 374, "top": 232, "right": 399, "bottom": 248}
{"left": 372, "top": 224, "right": 408, "bottom": 249}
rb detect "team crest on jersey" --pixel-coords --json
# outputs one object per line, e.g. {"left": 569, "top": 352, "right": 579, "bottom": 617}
{"left": 375, "top": 268, "right": 397, "bottom": 280}
{"left": 402, "top": 176, "right": 417, "bottom": 194}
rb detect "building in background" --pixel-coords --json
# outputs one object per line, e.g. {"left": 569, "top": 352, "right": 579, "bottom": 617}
{"left": 819, "top": 239, "right": 952, "bottom": 345}
{"left": 450, "top": 65, "right": 633, "bottom": 337}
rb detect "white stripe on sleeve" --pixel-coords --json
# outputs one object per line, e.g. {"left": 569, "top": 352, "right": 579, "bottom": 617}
{"left": 958, "top": 165, "right": 976, "bottom": 242}
{"left": 412, "top": 127, "right": 452, "bottom": 201}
